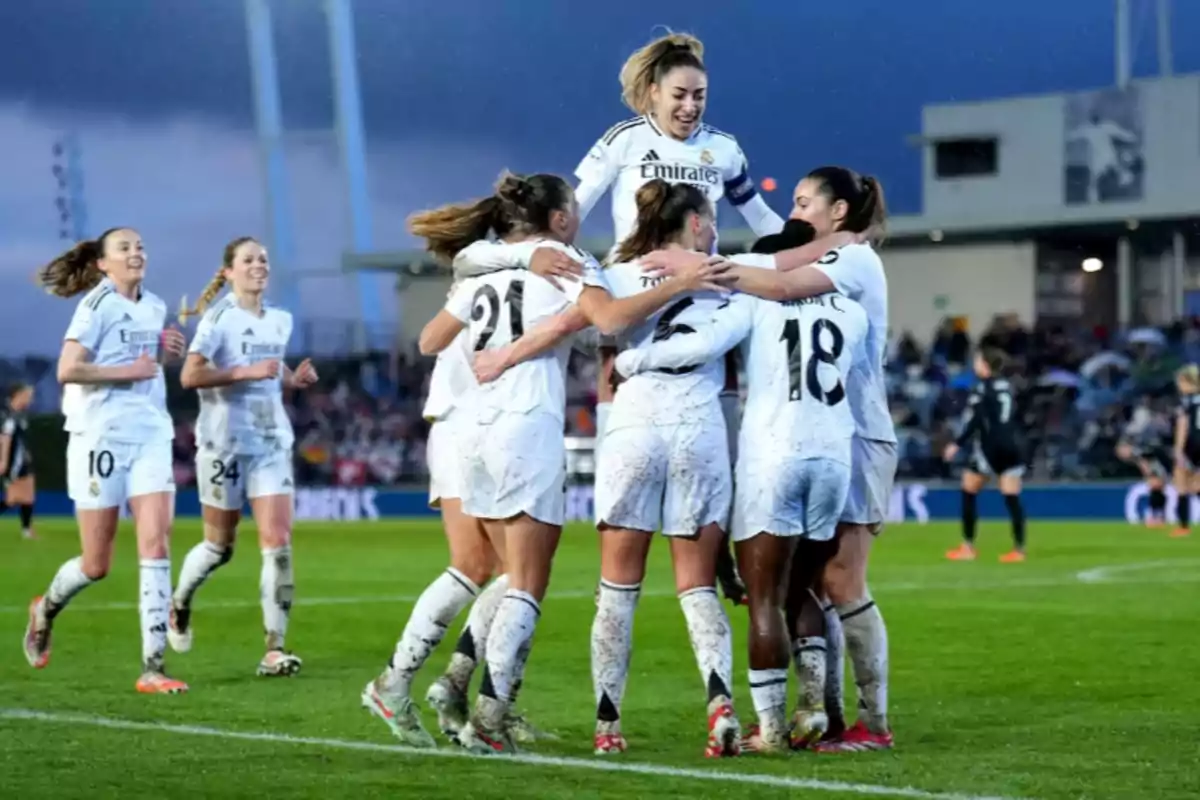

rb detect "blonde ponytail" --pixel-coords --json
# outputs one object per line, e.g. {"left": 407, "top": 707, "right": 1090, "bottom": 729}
{"left": 619, "top": 31, "right": 705, "bottom": 114}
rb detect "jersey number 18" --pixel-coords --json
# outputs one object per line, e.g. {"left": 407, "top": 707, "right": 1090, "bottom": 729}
{"left": 780, "top": 318, "right": 846, "bottom": 405}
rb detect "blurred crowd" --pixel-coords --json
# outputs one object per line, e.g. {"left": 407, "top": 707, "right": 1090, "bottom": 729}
{"left": 5, "top": 311, "right": 1197, "bottom": 487}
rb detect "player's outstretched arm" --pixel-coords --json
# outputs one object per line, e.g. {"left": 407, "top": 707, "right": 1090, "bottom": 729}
{"left": 614, "top": 297, "right": 753, "bottom": 378}
{"left": 473, "top": 306, "right": 590, "bottom": 384}
{"left": 577, "top": 259, "right": 731, "bottom": 336}
{"left": 453, "top": 240, "right": 584, "bottom": 289}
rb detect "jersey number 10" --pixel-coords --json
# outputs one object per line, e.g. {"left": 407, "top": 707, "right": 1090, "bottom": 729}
{"left": 472, "top": 281, "right": 525, "bottom": 352}
{"left": 780, "top": 318, "right": 846, "bottom": 405}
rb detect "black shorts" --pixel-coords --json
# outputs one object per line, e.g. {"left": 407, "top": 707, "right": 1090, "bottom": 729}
{"left": 1135, "top": 447, "right": 1173, "bottom": 478}
{"left": 969, "top": 444, "right": 1025, "bottom": 478}
{"left": 1181, "top": 443, "right": 1200, "bottom": 472}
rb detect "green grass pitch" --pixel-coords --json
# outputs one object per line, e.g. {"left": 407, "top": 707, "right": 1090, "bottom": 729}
{"left": 0, "top": 517, "right": 1196, "bottom": 799}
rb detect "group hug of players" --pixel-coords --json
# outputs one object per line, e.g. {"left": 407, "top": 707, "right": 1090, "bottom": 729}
{"left": 18, "top": 29, "right": 1193, "bottom": 760}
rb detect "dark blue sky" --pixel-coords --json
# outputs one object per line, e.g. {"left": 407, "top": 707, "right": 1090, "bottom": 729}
{"left": 3, "top": 0, "right": 1196, "bottom": 215}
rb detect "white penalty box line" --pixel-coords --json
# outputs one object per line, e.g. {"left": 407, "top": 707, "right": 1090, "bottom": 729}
{"left": 0, "top": 708, "right": 1029, "bottom": 800}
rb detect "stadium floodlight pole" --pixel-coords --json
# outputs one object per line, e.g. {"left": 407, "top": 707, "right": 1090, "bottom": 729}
{"left": 325, "top": 0, "right": 383, "bottom": 352}
{"left": 1115, "top": 0, "right": 1131, "bottom": 88}
{"left": 244, "top": 0, "right": 301, "bottom": 315}
{"left": 65, "top": 133, "right": 88, "bottom": 240}
{"left": 1157, "top": 0, "right": 1173, "bottom": 77}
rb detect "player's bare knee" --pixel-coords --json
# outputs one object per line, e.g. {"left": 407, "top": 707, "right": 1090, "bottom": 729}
{"left": 80, "top": 556, "right": 110, "bottom": 581}
{"left": 204, "top": 522, "right": 238, "bottom": 549}
{"left": 257, "top": 523, "right": 291, "bottom": 551}
{"left": 450, "top": 550, "right": 493, "bottom": 588}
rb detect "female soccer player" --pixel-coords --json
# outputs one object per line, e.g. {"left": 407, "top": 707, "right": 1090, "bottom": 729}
{"left": 1171, "top": 364, "right": 1200, "bottom": 538}
{"left": 609, "top": 263, "right": 868, "bottom": 752}
{"left": 461, "top": 179, "right": 745, "bottom": 757}
{"left": 1, "top": 383, "right": 37, "bottom": 539}
{"left": 23, "top": 227, "right": 188, "bottom": 694}
{"left": 1115, "top": 399, "right": 1172, "bottom": 527}
{"left": 458, "top": 31, "right": 787, "bottom": 603}
{"left": 168, "top": 237, "right": 318, "bottom": 678}
{"left": 943, "top": 348, "right": 1029, "bottom": 562}
{"left": 641, "top": 166, "right": 895, "bottom": 752}
{"left": 370, "top": 172, "right": 723, "bottom": 754}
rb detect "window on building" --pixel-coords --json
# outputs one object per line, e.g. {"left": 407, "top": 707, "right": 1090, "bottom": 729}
{"left": 934, "top": 138, "right": 998, "bottom": 178}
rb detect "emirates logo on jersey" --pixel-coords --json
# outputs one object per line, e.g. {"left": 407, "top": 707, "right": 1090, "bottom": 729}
{"left": 639, "top": 153, "right": 721, "bottom": 187}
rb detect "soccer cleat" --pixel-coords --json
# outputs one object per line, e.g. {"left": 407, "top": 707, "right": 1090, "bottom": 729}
{"left": 361, "top": 680, "right": 436, "bottom": 748}
{"left": 594, "top": 720, "right": 627, "bottom": 755}
{"left": 22, "top": 596, "right": 51, "bottom": 669}
{"left": 789, "top": 708, "right": 829, "bottom": 750}
{"left": 813, "top": 720, "right": 894, "bottom": 753}
{"left": 21, "top": 527, "right": 36, "bottom": 540}
{"left": 946, "top": 543, "right": 976, "bottom": 561}
{"left": 1145, "top": 517, "right": 1165, "bottom": 529}
{"left": 135, "top": 671, "right": 189, "bottom": 694}
{"left": 167, "top": 603, "right": 193, "bottom": 654}
{"left": 257, "top": 649, "right": 302, "bottom": 677}
{"left": 704, "top": 700, "right": 742, "bottom": 758}
{"left": 425, "top": 676, "right": 469, "bottom": 741}
{"left": 999, "top": 550, "right": 1026, "bottom": 563}
{"left": 1170, "top": 527, "right": 1191, "bottom": 538}
{"left": 504, "top": 709, "right": 557, "bottom": 744}
{"left": 456, "top": 719, "right": 516, "bottom": 755}
{"left": 741, "top": 723, "right": 788, "bottom": 754}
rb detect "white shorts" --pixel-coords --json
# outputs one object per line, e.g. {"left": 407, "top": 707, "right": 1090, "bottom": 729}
{"left": 733, "top": 456, "right": 850, "bottom": 543}
{"left": 457, "top": 410, "right": 565, "bottom": 526}
{"left": 841, "top": 438, "right": 899, "bottom": 527}
{"left": 196, "top": 448, "right": 295, "bottom": 512}
{"left": 427, "top": 418, "right": 462, "bottom": 508}
{"left": 67, "top": 434, "right": 175, "bottom": 511}
{"left": 595, "top": 421, "right": 731, "bottom": 536}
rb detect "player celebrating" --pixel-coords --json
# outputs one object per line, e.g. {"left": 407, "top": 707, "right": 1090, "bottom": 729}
{"left": 610, "top": 270, "right": 868, "bottom": 752}
{"left": 943, "top": 348, "right": 1029, "bottom": 562}
{"left": 169, "top": 237, "right": 317, "bottom": 677}
{"left": 23, "top": 227, "right": 188, "bottom": 693}
{"left": 641, "top": 166, "right": 895, "bottom": 751}
{"left": 1, "top": 383, "right": 37, "bottom": 539}
{"left": 470, "top": 180, "right": 745, "bottom": 757}
{"left": 1171, "top": 365, "right": 1200, "bottom": 538}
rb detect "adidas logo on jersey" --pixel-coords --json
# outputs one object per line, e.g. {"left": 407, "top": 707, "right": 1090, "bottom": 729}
{"left": 243, "top": 328, "right": 255, "bottom": 337}
{"left": 642, "top": 149, "right": 660, "bottom": 162}
{"left": 121, "top": 313, "right": 134, "bottom": 322}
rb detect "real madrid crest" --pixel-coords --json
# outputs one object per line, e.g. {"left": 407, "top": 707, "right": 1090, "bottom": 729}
{"left": 88, "top": 480, "right": 100, "bottom": 498}
{"left": 700, "top": 149, "right": 714, "bottom": 165}
{"left": 213, "top": 486, "right": 223, "bottom": 501}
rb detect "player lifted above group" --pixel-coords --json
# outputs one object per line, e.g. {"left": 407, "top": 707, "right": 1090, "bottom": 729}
{"left": 382, "top": 30, "right": 898, "bottom": 757}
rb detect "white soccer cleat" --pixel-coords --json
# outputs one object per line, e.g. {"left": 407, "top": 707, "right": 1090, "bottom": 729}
{"left": 361, "top": 680, "right": 436, "bottom": 748}
{"left": 425, "top": 676, "right": 469, "bottom": 741}
{"left": 257, "top": 649, "right": 302, "bottom": 677}
{"left": 456, "top": 719, "right": 516, "bottom": 755}
{"left": 167, "top": 603, "right": 193, "bottom": 654}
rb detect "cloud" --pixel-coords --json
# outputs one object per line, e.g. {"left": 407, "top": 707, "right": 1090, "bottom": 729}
{"left": 0, "top": 103, "right": 520, "bottom": 356}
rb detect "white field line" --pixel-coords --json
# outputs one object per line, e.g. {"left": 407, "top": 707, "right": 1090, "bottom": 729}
{"left": 0, "top": 707, "right": 1030, "bottom": 800}
{"left": 0, "top": 568, "right": 1196, "bottom": 615}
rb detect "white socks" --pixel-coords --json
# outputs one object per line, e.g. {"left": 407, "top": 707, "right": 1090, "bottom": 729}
{"left": 445, "top": 574, "right": 510, "bottom": 693}
{"left": 481, "top": 590, "right": 541, "bottom": 710}
{"left": 793, "top": 635, "right": 827, "bottom": 712}
{"left": 679, "top": 586, "right": 734, "bottom": 704}
{"left": 591, "top": 580, "right": 641, "bottom": 725}
{"left": 748, "top": 667, "right": 788, "bottom": 739}
{"left": 139, "top": 558, "right": 171, "bottom": 672}
{"left": 44, "top": 556, "right": 95, "bottom": 618}
{"left": 837, "top": 595, "right": 889, "bottom": 734}
{"left": 174, "top": 540, "right": 230, "bottom": 608}
{"left": 823, "top": 601, "right": 845, "bottom": 721}
{"left": 260, "top": 546, "right": 295, "bottom": 652}
{"left": 382, "top": 567, "right": 480, "bottom": 699}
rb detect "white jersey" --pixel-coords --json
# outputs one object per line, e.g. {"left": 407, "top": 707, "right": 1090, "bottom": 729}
{"left": 575, "top": 115, "right": 771, "bottom": 245}
{"left": 422, "top": 329, "right": 474, "bottom": 422}
{"left": 189, "top": 295, "right": 295, "bottom": 454}
{"left": 615, "top": 291, "right": 868, "bottom": 463}
{"left": 445, "top": 243, "right": 584, "bottom": 423}
{"left": 593, "top": 259, "right": 731, "bottom": 429}
{"left": 61, "top": 279, "right": 173, "bottom": 443}
{"left": 753, "top": 244, "right": 896, "bottom": 444}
